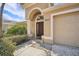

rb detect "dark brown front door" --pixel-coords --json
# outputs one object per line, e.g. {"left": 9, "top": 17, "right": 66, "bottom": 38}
{"left": 36, "top": 22, "right": 44, "bottom": 39}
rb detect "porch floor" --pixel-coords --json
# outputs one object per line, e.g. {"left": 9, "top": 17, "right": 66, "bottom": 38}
{"left": 51, "top": 44, "right": 79, "bottom": 56}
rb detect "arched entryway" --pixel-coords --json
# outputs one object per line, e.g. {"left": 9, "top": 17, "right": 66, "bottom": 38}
{"left": 29, "top": 8, "right": 44, "bottom": 39}
{"left": 35, "top": 15, "right": 44, "bottom": 39}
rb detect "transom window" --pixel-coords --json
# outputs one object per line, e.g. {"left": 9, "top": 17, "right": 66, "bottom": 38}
{"left": 37, "top": 15, "right": 44, "bottom": 20}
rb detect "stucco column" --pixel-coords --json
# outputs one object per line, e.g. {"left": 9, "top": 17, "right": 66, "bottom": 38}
{"left": 50, "top": 15, "right": 53, "bottom": 44}
{"left": 27, "top": 20, "right": 32, "bottom": 37}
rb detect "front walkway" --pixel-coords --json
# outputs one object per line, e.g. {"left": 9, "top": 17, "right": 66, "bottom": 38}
{"left": 14, "top": 40, "right": 79, "bottom": 56}
{"left": 14, "top": 40, "right": 50, "bottom": 56}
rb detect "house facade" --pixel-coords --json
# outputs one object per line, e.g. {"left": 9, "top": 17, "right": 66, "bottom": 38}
{"left": 23, "top": 3, "right": 79, "bottom": 47}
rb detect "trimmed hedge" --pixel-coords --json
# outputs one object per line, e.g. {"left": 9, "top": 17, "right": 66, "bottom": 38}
{"left": 0, "top": 38, "right": 16, "bottom": 56}
{"left": 3, "top": 35, "right": 29, "bottom": 45}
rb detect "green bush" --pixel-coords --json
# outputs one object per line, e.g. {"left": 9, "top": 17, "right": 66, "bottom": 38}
{"left": 0, "top": 38, "right": 16, "bottom": 56}
{"left": 3, "top": 33, "right": 13, "bottom": 37}
{"left": 3, "top": 35, "right": 29, "bottom": 45}
{"left": 6, "top": 23, "right": 27, "bottom": 35}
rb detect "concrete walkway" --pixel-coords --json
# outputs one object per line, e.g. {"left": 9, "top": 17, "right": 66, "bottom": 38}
{"left": 14, "top": 40, "right": 49, "bottom": 56}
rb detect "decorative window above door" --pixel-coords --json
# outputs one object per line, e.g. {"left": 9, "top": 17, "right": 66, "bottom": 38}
{"left": 37, "top": 15, "right": 44, "bottom": 20}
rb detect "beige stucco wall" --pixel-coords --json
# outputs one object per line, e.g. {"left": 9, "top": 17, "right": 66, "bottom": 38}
{"left": 24, "top": 3, "right": 79, "bottom": 46}
{"left": 30, "top": 20, "right": 35, "bottom": 36}
{"left": 42, "top": 14, "right": 52, "bottom": 44}
{"left": 42, "top": 4, "right": 79, "bottom": 44}
{"left": 44, "top": 14, "right": 51, "bottom": 37}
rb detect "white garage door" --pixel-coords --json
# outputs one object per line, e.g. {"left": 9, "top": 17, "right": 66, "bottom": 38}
{"left": 54, "top": 11, "right": 79, "bottom": 47}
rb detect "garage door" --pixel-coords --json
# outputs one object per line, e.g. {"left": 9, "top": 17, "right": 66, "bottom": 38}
{"left": 54, "top": 11, "right": 79, "bottom": 47}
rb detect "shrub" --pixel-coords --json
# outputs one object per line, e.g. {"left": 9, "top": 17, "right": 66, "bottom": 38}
{"left": 0, "top": 38, "right": 16, "bottom": 56}
{"left": 11, "top": 35, "right": 28, "bottom": 45}
{"left": 6, "top": 23, "right": 27, "bottom": 35}
{"left": 3, "top": 35, "right": 29, "bottom": 45}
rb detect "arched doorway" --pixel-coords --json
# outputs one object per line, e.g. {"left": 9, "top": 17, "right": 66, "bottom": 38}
{"left": 29, "top": 8, "right": 44, "bottom": 39}
{"left": 35, "top": 15, "right": 44, "bottom": 39}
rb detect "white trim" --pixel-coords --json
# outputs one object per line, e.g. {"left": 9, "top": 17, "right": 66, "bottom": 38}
{"left": 50, "top": 15, "right": 53, "bottom": 40}
{"left": 51, "top": 8, "right": 79, "bottom": 43}
{"left": 35, "top": 18, "right": 36, "bottom": 38}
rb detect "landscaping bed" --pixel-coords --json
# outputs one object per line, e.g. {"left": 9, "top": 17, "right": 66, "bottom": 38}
{"left": 0, "top": 34, "right": 29, "bottom": 56}
{"left": 3, "top": 35, "right": 30, "bottom": 45}
{"left": 0, "top": 23, "right": 28, "bottom": 56}
{"left": 0, "top": 38, "right": 16, "bottom": 56}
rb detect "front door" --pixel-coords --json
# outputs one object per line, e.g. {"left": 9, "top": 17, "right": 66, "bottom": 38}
{"left": 36, "top": 22, "right": 44, "bottom": 39}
